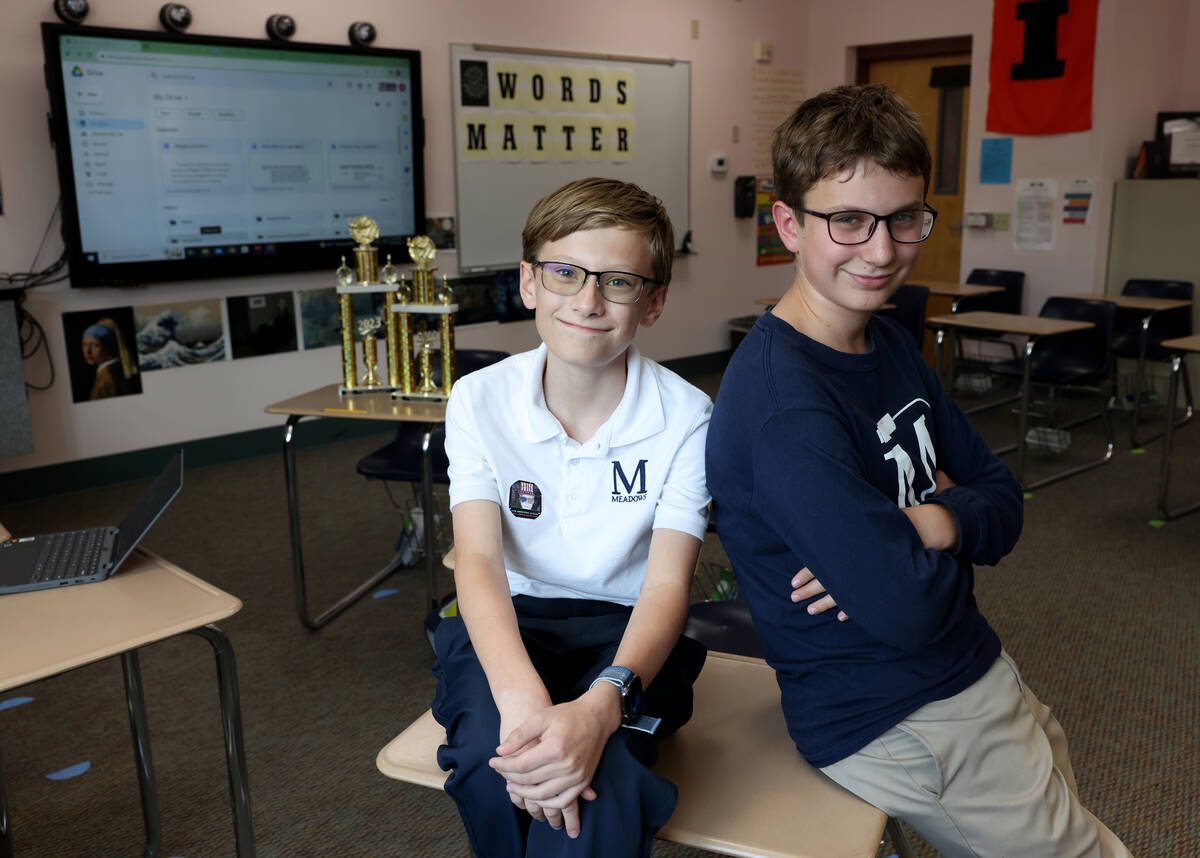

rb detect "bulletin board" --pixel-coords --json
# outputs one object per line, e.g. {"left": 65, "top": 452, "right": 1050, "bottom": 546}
{"left": 450, "top": 43, "right": 691, "bottom": 272}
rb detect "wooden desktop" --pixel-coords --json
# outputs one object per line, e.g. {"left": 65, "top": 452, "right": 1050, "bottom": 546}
{"left": 0, "top": 539, "right": 254, "bottom": 857}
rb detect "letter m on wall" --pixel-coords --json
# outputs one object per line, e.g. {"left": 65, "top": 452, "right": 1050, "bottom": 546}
{"left": 986, "top": 0, "right": 1098, "bottom": 134}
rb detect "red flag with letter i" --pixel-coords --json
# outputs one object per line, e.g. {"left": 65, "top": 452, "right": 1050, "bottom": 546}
{"left": 987, "top": 0, "right": 1098, "bottom": 134}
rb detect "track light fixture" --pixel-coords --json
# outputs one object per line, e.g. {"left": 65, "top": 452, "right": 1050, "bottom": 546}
{"left": 158, "top": 3, "right": 192, "bottom": 32}
{"left": 348, "top": 21, "right": 377, "bottom": 48}
{"left": 52, "top": 0, "right": 90, "bottom": 24}
{"left": 265, "top": 13, "right": 296, "bottom": 41}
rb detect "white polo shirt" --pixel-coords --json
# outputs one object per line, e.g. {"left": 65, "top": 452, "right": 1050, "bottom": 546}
{"left": 445, "top": 343, "right": 711, "bottom": 605}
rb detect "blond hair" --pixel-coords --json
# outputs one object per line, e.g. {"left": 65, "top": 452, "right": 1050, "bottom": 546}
{"left": 521, "top": 177, "right": 675, "bottom": 287}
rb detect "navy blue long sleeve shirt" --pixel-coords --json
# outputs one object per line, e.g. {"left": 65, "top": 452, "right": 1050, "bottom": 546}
{"left": 706, "top": 312, "right": 1023, "bottom": 767}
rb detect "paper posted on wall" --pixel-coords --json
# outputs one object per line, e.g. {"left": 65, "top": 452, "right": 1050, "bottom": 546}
{"left": 1013, "top": 178, "right": 1057, "bottom": 251}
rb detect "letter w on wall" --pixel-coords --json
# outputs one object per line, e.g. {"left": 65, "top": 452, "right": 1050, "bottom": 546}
{"left": 986, "top": 0, "right": 1098, "bottom": 134}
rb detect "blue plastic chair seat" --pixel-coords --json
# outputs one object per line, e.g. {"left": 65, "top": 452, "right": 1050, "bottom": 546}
{"left": 355, "top": 349, "right": 509, "bottom": 485}
{"left": 988, "top": 297, "right": 1116, "bottom": 386}
{"left": 1109, "top": 279, "right": 1194, "bottom": 361}
{"left": 356, "top": 425, "right": 449, "bottom": 484}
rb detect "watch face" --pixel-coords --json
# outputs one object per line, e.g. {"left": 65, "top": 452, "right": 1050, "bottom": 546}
{"left": 626, "top": 673, "right": 644, "bottom": 722}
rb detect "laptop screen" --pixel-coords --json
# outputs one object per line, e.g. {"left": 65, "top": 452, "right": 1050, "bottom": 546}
{"left": 112, "top": 451, "right": 184, "bottom": 569}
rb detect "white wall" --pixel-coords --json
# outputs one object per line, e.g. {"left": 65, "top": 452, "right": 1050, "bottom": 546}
{"left": 1, "top": 0, "right": 810, "bottom": 473}
{"left": 805, "top": 0, "right": 1199, "bottom": 315}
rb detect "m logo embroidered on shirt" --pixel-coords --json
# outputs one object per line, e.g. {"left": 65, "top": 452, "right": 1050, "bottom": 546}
{"left": 611, "top": 459, "right": 648, "bottom": 503}
{"left": 508, "top": 480, "right": 542, "bottom": 519}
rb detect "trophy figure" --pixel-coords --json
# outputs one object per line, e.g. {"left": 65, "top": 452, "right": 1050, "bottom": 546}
{"left": 406, "top": 234, "right": 437, "bottom": 302}
{"left": 348, "top": 215, "right": 380, "bottom": 284}
{"left": 417, "top": 341, "right": 439, "bottom": 395}
{"left": 357, "top": 316, "right": 383, "bottom": 388}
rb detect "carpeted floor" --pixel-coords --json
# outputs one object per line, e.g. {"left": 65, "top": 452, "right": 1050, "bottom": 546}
{"left": 0, "top": 371, "right": 1197, "bottom": 857}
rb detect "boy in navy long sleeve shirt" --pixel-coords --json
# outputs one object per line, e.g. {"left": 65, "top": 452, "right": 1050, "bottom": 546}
{"left": 706, "top": 84, "right": 1129, "bottom": 857}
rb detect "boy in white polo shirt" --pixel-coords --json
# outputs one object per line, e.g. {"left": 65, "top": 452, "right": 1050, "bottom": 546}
{"left": 431, "top": 177, "right": 711, "bottom": 858}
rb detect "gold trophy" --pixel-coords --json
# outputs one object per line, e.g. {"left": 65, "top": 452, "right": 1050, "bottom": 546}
{"left": 407, "top": 235, "right": 437, "bottom": 302}
{"left": 357, "top": 316, "right": 383, "bottom": 388}
{"left": 332, "top": 215, "right": 458, "bottom": 399}
{"left": 390, "top": 235, "right": 458, "bottom": 401}
{"left": 349, "top": 216, "right": 380, "bottom": 284}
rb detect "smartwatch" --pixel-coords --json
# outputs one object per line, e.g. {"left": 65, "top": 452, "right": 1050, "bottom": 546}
{"left": 589, "top": 665, "right": 645, "bottom": 725}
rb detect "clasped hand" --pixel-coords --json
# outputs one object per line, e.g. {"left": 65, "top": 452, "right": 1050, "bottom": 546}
{"left": 490, "top": 691, "right": 617, "bottom": 839}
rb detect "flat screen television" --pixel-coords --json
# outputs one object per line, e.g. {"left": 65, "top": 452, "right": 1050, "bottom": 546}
{"left": 41, "top": 22, "right": 424, "bottom": 288}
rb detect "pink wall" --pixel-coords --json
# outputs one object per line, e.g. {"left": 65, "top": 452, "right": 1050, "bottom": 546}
{"left": 804, "top": 0, "right": 1199, "bottom": 314}
{"left": 0, "top": 0, "right": 812, "bottom": 471}
{"left": 3, "top": 0, "right": 1195, "bottom": 470}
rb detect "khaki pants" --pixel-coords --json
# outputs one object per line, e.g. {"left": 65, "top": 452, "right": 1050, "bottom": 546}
{"left": 821, "top": 652, "right": 1132, "bottom": 858}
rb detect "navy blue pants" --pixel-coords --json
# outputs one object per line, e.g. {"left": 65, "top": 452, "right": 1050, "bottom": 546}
{"left": 432, "top": 596, "right": 706, "bottom": 858}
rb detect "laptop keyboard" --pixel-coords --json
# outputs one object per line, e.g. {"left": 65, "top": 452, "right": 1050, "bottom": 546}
{"left": 30, "top": 529, "right": 106, "bottom": 583}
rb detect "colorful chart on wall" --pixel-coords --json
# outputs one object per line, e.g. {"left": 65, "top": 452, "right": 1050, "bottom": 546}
{"left": 755, "top": 178, "right": 791, "bottom": 267}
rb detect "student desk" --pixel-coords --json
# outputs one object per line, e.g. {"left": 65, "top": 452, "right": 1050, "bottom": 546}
{"left": 917, "top": 282, "right": 1008, "bottom": 369}
{"left": 265, "top": 384, "right": 446, "bottom": 630}
{"left": 919, "top": 281, "right": 1005, "bottom": 309}
{"left": 0, "top": 541, "right": 254, "bottom": 857}
{"left": 1059, "top": 293, "right": 1194, "bottom": 446}
{"left": 376, "top": 651, "right": 887, "bottom": 858}
{"left": 1155, "top": 335, "right": 1200, "bottom": 522}
{"left": 928, "top": 311, "right": 1096, "bottom": 490}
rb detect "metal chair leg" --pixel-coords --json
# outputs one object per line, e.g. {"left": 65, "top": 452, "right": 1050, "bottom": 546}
{"left": 1155, "top": 354, "right": 1200, "bottom": 522}
{"left": 186, "top": 625, "right": 256, "bottom": 858}
{"left": 120, "top": 650, "right": 162, "bottom": 858}
{"left": 1129, "top": 321, "right": 1195, "bottom": 448}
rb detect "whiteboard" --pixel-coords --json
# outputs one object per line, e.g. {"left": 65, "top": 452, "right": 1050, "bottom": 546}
{"left": 450, "top": 43, "right": 691, "bottom": 271}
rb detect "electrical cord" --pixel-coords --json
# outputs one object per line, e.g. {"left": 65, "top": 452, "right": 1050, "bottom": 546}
{"left": 2, "top": 199, "right": 65, "bottom": 391}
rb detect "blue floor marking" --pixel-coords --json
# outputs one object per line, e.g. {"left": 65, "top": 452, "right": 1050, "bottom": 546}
{"left": 373, "top": 588, "right": 400, "bottom": 599}
{"left": 0, "top": 696, "right": 34, "bottom": 711}
{"left": 46, "top": 761, "right": 91, "bottom": 780}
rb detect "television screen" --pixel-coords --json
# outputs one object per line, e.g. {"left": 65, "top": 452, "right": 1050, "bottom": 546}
{"left": 41, "top": 23, "right": 424, "bottom": 288}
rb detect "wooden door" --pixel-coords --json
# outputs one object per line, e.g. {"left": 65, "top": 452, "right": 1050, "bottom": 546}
{"left": 865, "top": 51, "right": 971, "bottom": 362}
{"left": 867, "top": 54, "right": 970, "bottom": 285}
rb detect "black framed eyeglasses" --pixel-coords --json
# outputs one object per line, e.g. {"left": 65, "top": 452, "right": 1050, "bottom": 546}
{"left": 532, "top": 261, "right": 660, "bottom": 305}
{"left": 798, "top": 204, "right": 938, "bottom": 246}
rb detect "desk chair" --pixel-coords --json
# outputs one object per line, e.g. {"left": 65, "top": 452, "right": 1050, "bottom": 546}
{"left": 355, "top": 349, "right": 509, "bottom": 560}
{"left": 952, "top": 269, "right": 1026, "bottom": 363}
{"left": 877, "top": 283, "right": 930, "bottom": 346}
{"left": 989, "top": 297, "right": 1117, "bottom": 490}
{"left": 1110, "top": 279, "right": 1194, "bottom": 446}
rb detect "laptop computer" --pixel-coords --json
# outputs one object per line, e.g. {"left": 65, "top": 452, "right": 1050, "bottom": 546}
{"left": 0, "top": 450, "right": 183, "bottom": 595}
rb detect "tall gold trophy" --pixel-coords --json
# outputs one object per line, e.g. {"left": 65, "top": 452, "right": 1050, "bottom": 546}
{"left": 391, "top": 235, "right": 458, "bottom": 401}
{"left": 333, "top": 216, "right": 457, "bottom": 399}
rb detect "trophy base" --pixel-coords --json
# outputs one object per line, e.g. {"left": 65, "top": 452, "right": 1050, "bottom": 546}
{"left": 391, "top": 390, "right": 450, "bottom": 402}
{"left": 339, "top": 384, "right": 402, "bottom": 396}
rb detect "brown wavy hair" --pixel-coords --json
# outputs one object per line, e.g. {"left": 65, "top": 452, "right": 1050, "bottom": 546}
{"left": 772, "top": 83, "right": 931, "bottom": 212}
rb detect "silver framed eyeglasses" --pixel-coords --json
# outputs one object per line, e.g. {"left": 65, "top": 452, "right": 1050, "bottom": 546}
{"left": 532, "top": 261, "right": 660, "bottom": 305}
{"left": 799, "top": 204, "right": 937, "bottom": 246}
